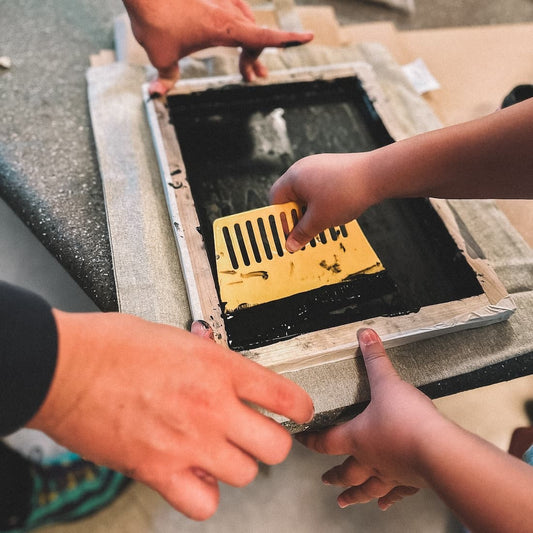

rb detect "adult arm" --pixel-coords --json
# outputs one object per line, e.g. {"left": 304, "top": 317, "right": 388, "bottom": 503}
{"left": 270, "top": 98, "right": 533, "bottom": 251}
{"left": 297, "top": 329, "right": 533, "bottom": 533}
{"left": 122, "top": 0, "right": 313, "bottom": 94}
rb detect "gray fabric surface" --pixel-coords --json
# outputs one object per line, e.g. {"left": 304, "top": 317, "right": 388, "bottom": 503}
{"left": 87, "top": 44, "right": 533, "bottom": 425}
{"left": 87, "top": 64, "right": 190, "bottom": 328}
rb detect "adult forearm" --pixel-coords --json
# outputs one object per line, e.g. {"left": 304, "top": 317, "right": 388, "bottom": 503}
{"left": 417, "top": 417, "right": 533, "bottom": 533}
{"left": 367, "top": 98, "right": 533, "bottom": 203}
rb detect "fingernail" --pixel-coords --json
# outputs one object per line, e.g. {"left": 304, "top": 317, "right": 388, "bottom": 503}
{"left": 149, "top": 79, "right": 169, "bottom": 96}
{"left": 286, "top": 239, "right": 299, "bottom": 253}
{"left": 197, "top": 320, "right": 210, "bottom": 330}
{"left": 358, "top": 328, "right": 379, "bottom": 346}
{"left": 322, "top": 475, "right": 331, "bottom": 485}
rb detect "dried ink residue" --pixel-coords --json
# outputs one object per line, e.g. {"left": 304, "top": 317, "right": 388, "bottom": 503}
{"left": 167, "top": 77, "right": 483, "bottom": 350}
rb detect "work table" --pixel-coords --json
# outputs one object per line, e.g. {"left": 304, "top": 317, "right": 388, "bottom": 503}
{"left": 1, "top": 0, "right": 532, "bottom": 410}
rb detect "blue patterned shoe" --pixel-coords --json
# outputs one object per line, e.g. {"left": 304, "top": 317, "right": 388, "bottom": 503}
{"left": 2, "top": 452, "right": 130, "bottom": 532}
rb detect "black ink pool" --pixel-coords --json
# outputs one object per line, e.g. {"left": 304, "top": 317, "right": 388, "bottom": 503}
{"left": 167, "top": 76, "right": 482, "bottom": 350}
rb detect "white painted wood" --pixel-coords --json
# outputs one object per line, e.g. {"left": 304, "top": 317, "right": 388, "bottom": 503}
{"left": 144, "top": 64, "right": 514, "bottom": 372}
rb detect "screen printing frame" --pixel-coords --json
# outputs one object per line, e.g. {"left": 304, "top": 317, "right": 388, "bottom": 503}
{"left": 144, "top": 62, "right": 515, "bottom": 373}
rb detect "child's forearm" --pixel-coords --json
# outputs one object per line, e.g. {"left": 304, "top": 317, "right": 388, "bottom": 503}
{"left": 366, "top": 98, "right": 533, "bottom": 204}
{"left": 415, "top": 416, "right": 533, "bottom": 533}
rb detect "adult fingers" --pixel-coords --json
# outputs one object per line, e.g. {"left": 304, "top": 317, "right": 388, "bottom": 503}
{"left": 239, "top": 48, "right": 267, "bottom": 81}
{"left": 148, "top": 64, "right": 180, "bottom": 96}
{"left": 322, "top": 456, "right": 373, "bottom": 487}
{"left": 377, "top": 486, "right": 420, "bottom": 510}
{"left": 357, "top": 328, "right": 400, "bottom": 391}
{"left": 226, "top": 402, "right": 293, "bottom": 465}
{"left": 337, "top": 477, "right": 393, "bottom": 508}
{"left": 232, "top": 0, "right": 256, "bottom": 22}
{"left": 156, "top": 468, "right": 220, "bottom": 521}
{"left": 199, "top": 439, "right": 260, "bottom": 488}
{"left": 230, "top": 22, "right": 313, "bottom": 51}
{"left": 233, "top": 359, "right": 314, "bottom": 424}
{"left": 295, "top": 422, "right": 355, "bottom": 456}
{"left": 190, "top": 320, "right": 215, "bottom": 340}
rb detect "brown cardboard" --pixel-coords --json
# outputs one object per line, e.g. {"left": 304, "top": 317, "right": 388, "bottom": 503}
{"left": 397, "top": 24, "right": 533, "bottom": 248}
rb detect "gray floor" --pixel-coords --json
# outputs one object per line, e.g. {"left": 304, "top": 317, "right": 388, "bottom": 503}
{"left": 2, "top": 0, "right": 533, "bottom": 531}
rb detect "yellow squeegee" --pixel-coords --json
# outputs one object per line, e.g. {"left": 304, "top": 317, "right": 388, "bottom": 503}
{"left": 213, "top": 202, "right": 385, "bottom": 313}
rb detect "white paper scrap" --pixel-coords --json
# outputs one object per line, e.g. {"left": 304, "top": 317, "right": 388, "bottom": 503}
{"left": 402, "top": 58, "right": 441, "bottom": 95}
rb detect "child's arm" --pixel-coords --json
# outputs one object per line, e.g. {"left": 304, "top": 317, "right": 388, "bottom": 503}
{"left": 270, "top": 98, "right": 533, "bottom": 252}
{"left": 297, "top": 329, "right": 533, "bottom": 533}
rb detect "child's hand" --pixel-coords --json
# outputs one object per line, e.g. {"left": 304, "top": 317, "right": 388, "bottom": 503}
{"left": 296, "top": 328, "right": 446, "bottom": 510}
{"left": 269, "top": 153, "right": 379, "bottom": 252}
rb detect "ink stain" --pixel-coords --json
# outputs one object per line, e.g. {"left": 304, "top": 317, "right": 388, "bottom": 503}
{"left": 168, "top": 181, "right": 183, "bottom": 189}
{"left": 319, "top": 259, "right": 342, "bottom": 273}
{"left": 170, "top": 168, "right": 182, "bottom": 175}
{"left": 241, "top": 270, "right": 268, "bottom": 279}
{"left": 282, "top": 40, "right": 303, "bottom": 48}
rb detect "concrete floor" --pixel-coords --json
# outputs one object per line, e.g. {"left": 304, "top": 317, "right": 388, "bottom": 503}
{"left": 2, "top": 0, "right": 533, "bottom": 531}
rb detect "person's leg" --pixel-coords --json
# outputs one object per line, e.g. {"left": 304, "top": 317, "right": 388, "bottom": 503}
{"left": 0, "top": 441, "right": 33, "bottom": 529}
{"left": 0, "top": 441, "right": 130, "bottom": 532}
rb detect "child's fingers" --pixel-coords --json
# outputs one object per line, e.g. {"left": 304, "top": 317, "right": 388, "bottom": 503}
{"left": 337, "top": 477, "right": 393, "bottom": 508}
{"left": 295, "top": 421, "right": 354, "bottom": 456}
{"left": 322, "top": 456, "right": 373, "bottom": 487}
{"left": 357, "top": 328, "right": 400, "bottom": 390}
{"left": 285, "top": 210, "right": 319, "bottom": 252}
{"left": 377, "top": 486, "right": 419, "bottom": 510}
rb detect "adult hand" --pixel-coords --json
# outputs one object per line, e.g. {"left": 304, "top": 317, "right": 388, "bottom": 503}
{"left": 296, "top": 328, "right": 440, "bottom": 510}
{"left": 123, "top": 0, "right": 314, "bottom": 95}
{"left": 29, "top": 310, "right": 314, "bottom": 520}
{"left": 269, "top": 153, "right": 379, "bottom": 252}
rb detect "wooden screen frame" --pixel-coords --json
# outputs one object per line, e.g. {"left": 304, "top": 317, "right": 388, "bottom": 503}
{"left": 144, "top": 62, "right": 515, "bottom": 373}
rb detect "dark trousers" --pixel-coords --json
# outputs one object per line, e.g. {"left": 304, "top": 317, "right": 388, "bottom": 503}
{"left": 0, "top": 442, "right": 32, "bottom": 527}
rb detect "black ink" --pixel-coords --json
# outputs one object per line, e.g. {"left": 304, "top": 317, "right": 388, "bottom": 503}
{"left": 166, "top": 76, "right": 482, "bottom": 350}
{"left": 282, "top": 40, "right": 303, "bottom": 48}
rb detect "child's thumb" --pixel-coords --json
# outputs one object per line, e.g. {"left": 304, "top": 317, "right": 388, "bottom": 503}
{"left": 285, "top": 213, "right": 318, "bottom": 252}
{"left": 357, "top": 328, "right": 399, "bottom": 389}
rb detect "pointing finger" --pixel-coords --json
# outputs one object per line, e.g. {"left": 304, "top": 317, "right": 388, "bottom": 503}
{"left": 232, "top": 358, "right": 314, "bottom": 424}
{"left": 230, "top": 23, "right": 313, "bottom": 51}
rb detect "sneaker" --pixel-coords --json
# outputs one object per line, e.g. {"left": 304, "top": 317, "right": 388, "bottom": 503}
{"left": 3, "top": 452, "right": 130, "bottom": 532}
